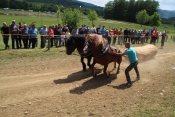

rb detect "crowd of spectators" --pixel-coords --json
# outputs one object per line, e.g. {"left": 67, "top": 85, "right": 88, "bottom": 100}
{"left": 0, "top": 20, "right": 169, "bottom": 50}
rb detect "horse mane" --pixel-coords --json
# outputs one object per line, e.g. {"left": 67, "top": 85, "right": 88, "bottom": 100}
{"left": 69, "top": 35, "right": 86, "bottom": 49}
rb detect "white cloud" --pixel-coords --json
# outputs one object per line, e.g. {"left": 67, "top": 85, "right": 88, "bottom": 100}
{"left": 79, "top": 0, "right": 175, "bottom": 10}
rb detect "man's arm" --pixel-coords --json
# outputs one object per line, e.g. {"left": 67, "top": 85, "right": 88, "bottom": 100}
{"left": 115, "top": 52, "right": 126, "bottom": 56}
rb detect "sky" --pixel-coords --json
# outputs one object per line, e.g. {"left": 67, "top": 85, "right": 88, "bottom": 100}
{"left": 79, "top": 0, "right": 175, "bottom": 10}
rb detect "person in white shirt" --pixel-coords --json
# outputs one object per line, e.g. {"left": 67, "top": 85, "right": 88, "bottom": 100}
{"left": 91, "top": 24, "right": 97, "bottom": 34}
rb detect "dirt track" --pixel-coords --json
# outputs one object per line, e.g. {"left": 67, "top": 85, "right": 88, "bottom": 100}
{"left": 0, "top": 44, "right": 175, "bottom": 117}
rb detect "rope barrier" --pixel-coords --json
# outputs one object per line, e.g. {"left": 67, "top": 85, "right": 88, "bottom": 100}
{"left": 0, "top": 34, "right": 153, "bottom": 38}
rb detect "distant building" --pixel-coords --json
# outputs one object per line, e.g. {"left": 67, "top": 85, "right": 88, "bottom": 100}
{"left": 3, "top": 8, "right": 9, "bottom": 10}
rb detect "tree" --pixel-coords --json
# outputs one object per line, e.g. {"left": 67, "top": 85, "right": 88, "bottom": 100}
{"left": 136, "top": 10, "right": 149, "bottom": 26}
{"left": 87, "top": 10, "right": 98, "bottom": 25}
{"left": 61, "top": 8, "right": 82, "bottom": 31}
{"left": 150, "top": 12, "right": 161, "bottom": 27}
{"left": 56, "top": 5, "right": 63, "bottom": 23}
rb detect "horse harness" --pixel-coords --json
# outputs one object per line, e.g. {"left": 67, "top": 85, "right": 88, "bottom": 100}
{"left": 84, "top": 39, "right": 120, "bottom": 56}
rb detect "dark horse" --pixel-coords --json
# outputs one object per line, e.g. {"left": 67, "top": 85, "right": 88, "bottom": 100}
{"left": 83, "top": 34, "right": 122, "bottom": 77}
{"left": 65, "top": 34, "right": 93, "bottom": 71}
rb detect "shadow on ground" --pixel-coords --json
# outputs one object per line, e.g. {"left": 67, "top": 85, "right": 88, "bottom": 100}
{"left": 69, "top": 73, "right": 118, "bottom": 95}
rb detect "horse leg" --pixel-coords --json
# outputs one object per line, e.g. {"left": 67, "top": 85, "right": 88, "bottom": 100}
{"left": 91, "top": 59, "right": 97, "bottom": 77}
{"left": 81, "top": 57, "right": 86, "bottom": 71}
{"left": 116, "top": 63, "right": 121, "bottom": 74}
{"left": 103, "top": 64, "right": 110, "bottom": 78}
{"left": 87, "top": 56, "right": 92, "bottom": 69}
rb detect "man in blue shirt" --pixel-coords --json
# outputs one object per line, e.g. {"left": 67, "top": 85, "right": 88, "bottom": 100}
{"left": 40, "top": 25, "right": 48, "bottom": 48}
{"left": 101, "top": 26, "right": 106, "bottom": 37}
{"left": 29, "top": 24, "right": 38, "bottom": 49}
{"left": 117, "top": 42, "right": 140, "bottom": 87}
{"left": 21, "top": 24, "right": 29, "bottom": 49}
{"left": 9, "top": 20, "right": 19, "bottom": 49}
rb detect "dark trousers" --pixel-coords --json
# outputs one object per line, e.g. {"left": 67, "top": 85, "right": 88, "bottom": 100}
{"left": 54, "top": 36, "right": 59, "bottom": 47}
{"left": 22, "top": 37, "right": 29, "bottom": 49}
{"left": 30, "top": 38, "right": 37, "bottom": 49}
{"left": 50, "top": 38, "right": 54, "bottom": 47}
{"left": 18, "top": 35, "right": 22, "bottom": 48}
{"left": 40, "top": 36, "right": 46, "bottom": 48}
{"left": 11, "top": 35, "right": 19, "bottom": 49}
{"left": 3, "top": 36, "right": 9, "bottom": 49}
{"left": 150, "top": 37, "right": 157, "bottom": 45}
{"left": 125, "top": 61, "right": 140, "bottom": 83}
{"left": 124, "top": 36, "right": 129, "bottom": 42}
{"left": 161, "top": 38, "right": 165, "bottom": 47}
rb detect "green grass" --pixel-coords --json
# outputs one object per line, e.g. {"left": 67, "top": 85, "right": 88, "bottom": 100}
{"left": 0, "top": 12, "right": 175, "bottom": 57}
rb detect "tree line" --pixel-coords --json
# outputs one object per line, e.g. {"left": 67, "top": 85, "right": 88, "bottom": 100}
{"left": 103, "top": 0, "right": 159, "bottom": 23}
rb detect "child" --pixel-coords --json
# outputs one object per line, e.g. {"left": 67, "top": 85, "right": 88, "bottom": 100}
{"left": 60, "top": 32, "right": 66, "bottom": 46}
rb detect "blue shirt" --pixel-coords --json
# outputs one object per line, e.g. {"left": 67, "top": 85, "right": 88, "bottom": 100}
{"left": 29, "top": 28, "right": 38, "bottom": 38}
{"left": 101, "top": 28, "right": 106, "bottom": 36}
{"left": 40, "top": 28, "right": 48, "bottom": 35}
{"left": 21, "top": 27, "right": 29, "bottom": 38}
{"left": 125, "top": 47, "right": 138, "bottom": 63}
{"left": 9, "top": 24, "right": 18, "bottom": 34}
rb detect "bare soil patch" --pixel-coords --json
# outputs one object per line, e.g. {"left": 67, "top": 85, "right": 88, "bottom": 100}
{"left": 0, "top": 43, "right": 175, "bottom": 117}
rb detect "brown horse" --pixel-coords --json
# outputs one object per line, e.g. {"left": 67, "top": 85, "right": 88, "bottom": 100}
{"left": 83, "top": 34, "right": 122, "bottom": 77}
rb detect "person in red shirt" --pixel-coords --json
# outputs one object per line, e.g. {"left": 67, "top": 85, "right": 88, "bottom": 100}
{"left": 47, "top": 26, "right": 54, "bottom": 47}
{"left": 151, "top": 28, "right": 158, "bottom": 45}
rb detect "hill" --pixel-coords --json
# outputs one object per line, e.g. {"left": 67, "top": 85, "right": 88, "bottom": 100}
{"left": 26, "top": 0, "right": 103, "bottom": 9}
{"left": 158, "top": 9, "right": 175, "bottom": 19}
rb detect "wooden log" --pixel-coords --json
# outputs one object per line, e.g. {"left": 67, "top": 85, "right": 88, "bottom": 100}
{"left": 134, "top": 44, "right": 158, "bottom": 61}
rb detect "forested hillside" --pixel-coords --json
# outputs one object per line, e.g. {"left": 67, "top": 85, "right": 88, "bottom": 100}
{"left": 103, "top": 0, "right": 159, "bottom": 22}
{"left": 0, "top": 0, "right": 103, "bottom": 16}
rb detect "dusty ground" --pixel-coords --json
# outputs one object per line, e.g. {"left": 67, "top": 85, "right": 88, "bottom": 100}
{"left": 0, "top": 42, "right": 175, "bottom": 117}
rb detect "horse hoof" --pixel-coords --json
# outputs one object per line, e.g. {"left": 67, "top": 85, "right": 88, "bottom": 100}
{"left": 116, "top": 71, "right": 120, "bottom": 74}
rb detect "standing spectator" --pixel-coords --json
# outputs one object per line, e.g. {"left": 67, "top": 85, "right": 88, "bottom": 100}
{"left": 160, "top": 31, "right": 166, "bottom": 49}
{"left": 28, "top": 24, "right": 38, "bottom": 49}
{"left": 91, "top": 24, "right": 97, "bottom": 34}
{"left": 104, "top": 30, "right": 112, "bottom": 45}
{"left": 71, "top": 26, "right": 78, "bottom": 35}
{"left": 118, "top": 27, "right": 123, "bottom": 45}
{"left": 150, "top": 26, "right": 156, "bottom": 44}
{"left": 113, "top": 28, "right": 118, "bottom": 36}
{"left": 150, "top": 28, "right": 158, "bottom": 45}
{"left": 133, "top": 29, "right": 138, "bottom": 44}
{"left": 145, "top": 30, "right": 150, "bottom": 43}
{"left": 124, "top": 27, "right": 129, "bottom": 42}
{"left": 86, "top": 26, "right": 90, "bottom": 34}
{"left": 56, "top": 24, "right": 62, "bottom": 47}
{"left": 47, "top": 26, "right": 54, "bottom": 47}
{"left": 96, "top": 25, "right": 102, "bottom": 35}
{"left": 79, "top": 25, "right": 87, "bottom": 34}
{"left": 101, "top": 26, "right": 106, "bottom": 37}
{"left": 1, "top": 22, "right": 10, "bottom": 49}
{"left": 62, "top": 25, "right": 68, "bottom": 34}
{"left": 18, "top": 22, "right": 23, "bottom": 48}
{"left": 60, "top": 32, "right": 66, "bottom": 46}
{"left": 40, "top": 25, "right": 48, "bottom": 48}
{"left": 112, "top": 34, "right": 117, "bottom": 45}
{"left": 21, "top": 24, "right": 29, "bottom": 49}
{"left": 9, "top": 20, "right": 19, "bottom": 49}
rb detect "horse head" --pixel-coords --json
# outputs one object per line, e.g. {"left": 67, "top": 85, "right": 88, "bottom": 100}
{"left": 65, "top": 36, "right": 76, "bottom": 55}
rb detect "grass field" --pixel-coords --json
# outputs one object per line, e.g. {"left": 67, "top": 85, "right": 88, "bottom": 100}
{"left": 0, "top": 11, "right": 175, "bottom": 50}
